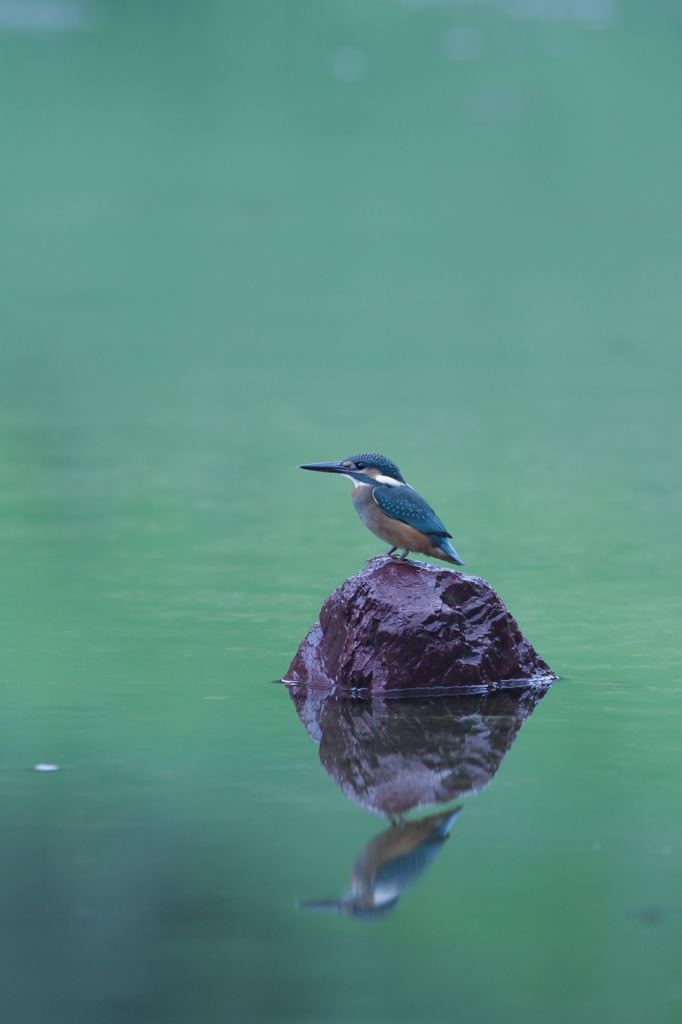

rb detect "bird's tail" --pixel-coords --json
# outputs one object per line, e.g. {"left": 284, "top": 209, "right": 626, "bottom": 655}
{"left": 436, "top": 537, "right": 465, "bottom": 566}
{"left": 432, "top": 806, "right": 464, "bottom": 838}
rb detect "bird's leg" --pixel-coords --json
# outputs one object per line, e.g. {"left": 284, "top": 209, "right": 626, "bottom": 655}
{"left": 398, "top": 548, "right": 410, "bottom": 561}
{"left": 385, "top": 546, "right": 398, "bottom": 557}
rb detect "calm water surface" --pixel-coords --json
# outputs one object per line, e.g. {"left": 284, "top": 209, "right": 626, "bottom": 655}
{"left": 0, "top": 2, "right": 681, "bottom": 1021}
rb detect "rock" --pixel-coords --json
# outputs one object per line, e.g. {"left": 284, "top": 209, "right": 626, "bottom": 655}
{"left": 287, "top": 685, "right": 546, "bottom": 816}
{"left": 285, "top": 556, "right": 555, "bottom": 695}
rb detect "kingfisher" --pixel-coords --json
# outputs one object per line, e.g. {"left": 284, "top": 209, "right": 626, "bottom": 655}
{"left": 298, "top": 452, "right": 465, "bottom": 565}
{"left": 300, "top": 807, "right": 463, "bottom": 920}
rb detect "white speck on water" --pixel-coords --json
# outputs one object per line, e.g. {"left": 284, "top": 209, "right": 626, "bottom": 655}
{"left": 330, "top": 47, "right": 368, "bottom": 83}
{"left": 33, "top": 763, "right": 60, "bottom": 772}
{"left": 443, "top": 26, "right": 481, "bottom": 61}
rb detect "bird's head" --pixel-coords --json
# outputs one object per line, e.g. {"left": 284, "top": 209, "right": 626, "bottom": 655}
{"left": 298, "top": 452, "right": 406, "bottom": 486}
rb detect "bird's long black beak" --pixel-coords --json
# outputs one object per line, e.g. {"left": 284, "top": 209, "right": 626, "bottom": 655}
{"left": 298, "top": 462, "right": 347, "bottom": 474}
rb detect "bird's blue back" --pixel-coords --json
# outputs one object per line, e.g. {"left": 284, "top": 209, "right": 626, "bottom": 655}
{"left": 372, "top": 484, "right": 452, "bottom": 538}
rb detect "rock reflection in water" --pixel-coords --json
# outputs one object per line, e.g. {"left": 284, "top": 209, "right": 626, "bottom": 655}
{"left": 288, "top": 684, "right": 547, "bottom": 918}
{"left": 287, "top": 685, "right": 547, "bottom": 816}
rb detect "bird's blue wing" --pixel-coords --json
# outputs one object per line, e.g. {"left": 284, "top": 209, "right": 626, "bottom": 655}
{"left": 372, "top": 485, "right": 452, "bottom": 538}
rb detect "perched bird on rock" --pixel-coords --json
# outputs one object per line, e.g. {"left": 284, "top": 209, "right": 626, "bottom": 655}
{"left": 299, "top": 452, "right": 465, "bottom": 565}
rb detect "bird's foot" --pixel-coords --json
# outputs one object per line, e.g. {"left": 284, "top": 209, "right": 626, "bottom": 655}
{"left": 397, "top": 549, "right": 410, "bottom": 562}
{"left": 366, "top": 548, "right": 398, "bottom": 564}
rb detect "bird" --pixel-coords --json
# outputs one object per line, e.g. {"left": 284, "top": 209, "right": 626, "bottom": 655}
{"left": 298, "top": 452, "right": 465, "bottom": 565}
{"left": 299, "top": 807, "right": 463, "bottom": 920}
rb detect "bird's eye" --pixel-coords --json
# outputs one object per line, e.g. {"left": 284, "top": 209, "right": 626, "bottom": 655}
{"left": 356, "top": 461, "right": 366, "bottom": 470}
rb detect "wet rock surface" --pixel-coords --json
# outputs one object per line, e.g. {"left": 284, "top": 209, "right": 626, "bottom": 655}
{"left": 285, "top": 556, "right": 554, "bottom": 694}
{"left": 287, "top": 686, "right": 546, "bottom": 816}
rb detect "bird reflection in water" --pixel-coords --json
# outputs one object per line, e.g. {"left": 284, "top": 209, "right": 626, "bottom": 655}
{"left": 301, "top": 806, "right": 462, "bottom": 920}
{"left": 287, "top": 685, "right": 548, "bottom": 919}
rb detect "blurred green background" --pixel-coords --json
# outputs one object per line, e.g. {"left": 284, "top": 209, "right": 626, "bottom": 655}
{"left": 0, "top": 1, "right": 681, "bottom": 1021}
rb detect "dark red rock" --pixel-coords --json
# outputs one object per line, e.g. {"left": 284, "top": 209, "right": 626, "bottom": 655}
{"left": 287, "top": 686, "right": 546, "bottom": 816}
{"left": 284, "top": 555, "right": 555, "bottom": 695}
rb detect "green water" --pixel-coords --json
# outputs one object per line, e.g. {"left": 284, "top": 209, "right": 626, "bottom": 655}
{"left": 0, "top": 1, "right": 681, "bottom": 1020}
